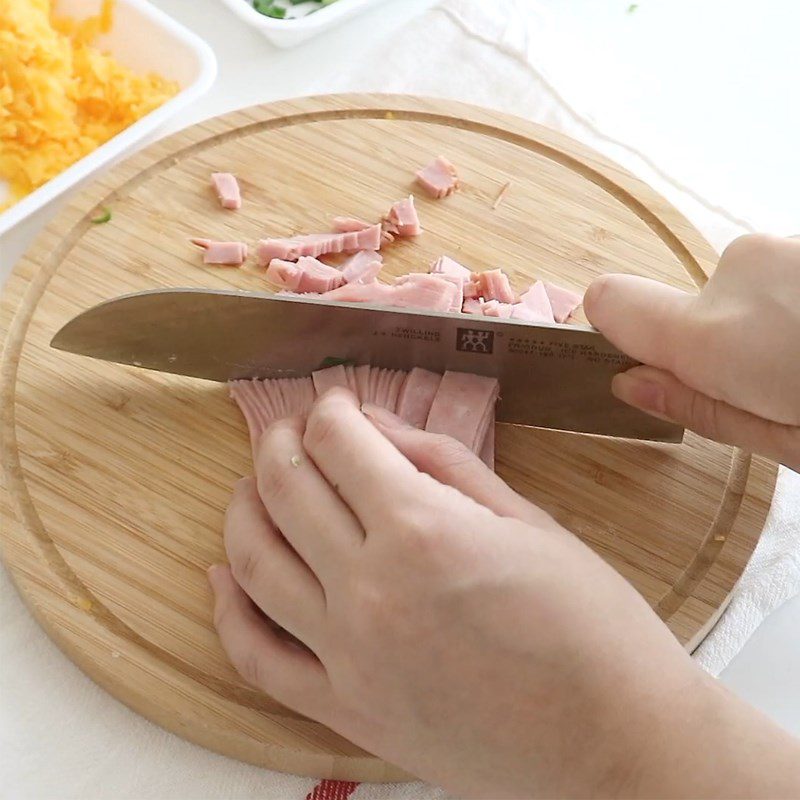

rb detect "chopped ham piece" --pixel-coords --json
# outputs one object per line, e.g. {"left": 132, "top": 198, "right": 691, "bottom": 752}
{"left": 334, "top": 216, "right": 395, "bottom": 245}
{"left": 543, "top": 282, "right": 583, "bottom": 323}
{"left": 396, "top": 368, "right": 442, "bottom": 428}
{"left": 190, "top": 238, "right": 247, "bottom": 266}
{"left": 387, "top": 196, "right": 422, "bottom": 236}
{"left": 341, "top": 250, "right": 383, "bottom": 284}
{"left": 430, "top": 255, "right": 471, "bottom": 282}
{"left": 257, "top": 224, "right": 382, "bottom": 265}
{"left": 229, "top": 377, "right": 315, "bottom": 456}
{"left": 324, "top": 273, "right": 456, "bottom": 312}
{"left": 510, "top": 303, "right": 542, "bottom": 322}
{"left": 267, "top": 256, "right": 344, "bottom": 294}
{"left": 477, "top": 269, "right": 516, "bottom": 304}
{"left": 425, "top": 371, "right": 499, "bottom": 454}
{"left": 463, "top": 280, "right": 481, "bottom": 300}
{"left": 211, "top": 172, "right": 241, "bottom": 210}
{"left": 393, "top": 273, "right": 461, "bottom": 312}
{"left": 322, "top": 280, "right": 396, "bottom": 305}
{"left": 462, "top": 297, "right": 485, "bottom": 315}
{"left": 415, "top": 156, "right": 460, "bottom": 199}
{"left": 519, "top": 281, "right": 556, "bottom": 322}
{"left": 482, "top": 300, "right": 514, "bottom": 318}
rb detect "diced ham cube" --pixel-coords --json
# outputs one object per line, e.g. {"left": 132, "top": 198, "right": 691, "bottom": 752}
{"left": 396, "top": 368, "right": 442, "bottom": 428}
{"left": 463, "top": 280, "right": 481, "bottom": 300}
{"left": 341, "top": 250, "right": 383, "bottom": 284}
{"left": 482, "top": 300, "right": 514, "bottom": 318}
{"left": 415, "top": 156, "right": 460, "bottom": 199}
{"left": 543, "top": 282, "right": 583, "bottom": 323}
{"left": 211, "top": 172, "right": 241, "bottom": 210}
{"left": 430, "top": 255, "right": 472, "bottom": 282}
{"left": 519, "top": 281, "right": 555, "bottom": 322}
{"left": 257, "top": 224, "right": 382, "bottom": 265}
{"left": 462, "top": 297, "right": 485, "bottom": 315}
{"left": 477, "top": 269, "right": 516, "bottom": 303}
{"left": 190, "top": 238, "right": 247, "bottom": 266}
{"left": 387, "top": 196, "right": 422, "bottom": 236}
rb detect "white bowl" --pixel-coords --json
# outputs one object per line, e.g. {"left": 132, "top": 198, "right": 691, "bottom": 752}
{"left": 217, "top": 0, "right": 392, "bottom": 48}
{"left": 0, "top": 0, "right": 217, "bottom": 237}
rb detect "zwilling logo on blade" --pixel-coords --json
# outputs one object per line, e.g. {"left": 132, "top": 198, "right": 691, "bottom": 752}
{"left": 456, "top": 328, "right": 494, "bottom": 354}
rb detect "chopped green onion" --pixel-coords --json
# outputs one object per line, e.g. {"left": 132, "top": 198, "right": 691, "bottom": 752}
{"left": 253, "top": 0, "right": 286, "bottom": 18}
{"left": 626, "top": 3, "right": 638, "bottom": 12}
{"left": 90, "top": 207, "right": 111, "bottom": 224}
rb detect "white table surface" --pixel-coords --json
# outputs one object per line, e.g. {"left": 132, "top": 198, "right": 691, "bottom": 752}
{"left": 2, "top": 0, "right": 799, "bottom": 788}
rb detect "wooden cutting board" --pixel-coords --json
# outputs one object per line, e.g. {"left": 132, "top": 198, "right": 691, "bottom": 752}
{"left": 0, "top": 95, "right": 778, "bottom": 782}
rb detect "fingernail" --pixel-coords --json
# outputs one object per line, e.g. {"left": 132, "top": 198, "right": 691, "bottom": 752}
{"left": 612, "top": 372, "right": 667, "bottom": 416}
{"left": 361, "top": 402, "right": 411, "bottom": 429}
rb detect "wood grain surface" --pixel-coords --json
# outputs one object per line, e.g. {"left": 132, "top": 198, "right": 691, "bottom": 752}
{"left": 0, "top": 94, "right": 778, "bottom": 781}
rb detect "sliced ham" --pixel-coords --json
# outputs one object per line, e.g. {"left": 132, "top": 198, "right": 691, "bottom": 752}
{"left": 462, "top": 297, "right": 485, "bottom": 315}
{"left": 267, "top": 256, "right": 344, "bottom": 294}
{"left": 312, "top": 365, "right": 351, "bottom": 397}
{"left": 482, "top": 300, "right": 514, "bottom": 318}
{"left": 257, "top": 224, "right": 382, "bottom": 265}
{"left": 333, "top": 216, "right": 395, "bottom": 244}
{"left": 387, "top": 196, "right": 422, "bottom": 236}
{"left": 477, "top": 269, "right": 516, "bottom": 304}
{"left": 341, "top": 250, "right": 383, "bottom": 284}
{"left": 396, "top": 368, "right": 442, "bottom": 428}
{"left": 543, "top": 282, "right": 583, "bottom": 323}
{"left": 324, "top": 273, "right": 456, "bottom": 312}
{"left": 510, "top": 303, "right": 542, "bottom": 322}
{"left": 415, "top": 156, "right": 460, "bottom": 199}
{"left": 229, "top": 377, "right": 315, "bottom": 456}
{"left": 211, "top": 172, "right": 241, "bottom": 210}
{"left": 519, "top": 281, "right": 555, "bottom": 322}
{"left": 463, "top": 280, "right": 481, "bottom": 300}
{"left": 430, "top": 255, "right": 471, "bottom": 282}
{"left": 190, "top": 238, "right": 247, "bottom": 266}
{"left": 425, "top": 371, "right": 499, "bottom": 455}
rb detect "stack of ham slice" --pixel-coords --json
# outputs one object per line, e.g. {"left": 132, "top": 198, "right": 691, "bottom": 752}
{"left": 230, "top": 366, "right": 500, "bottom": 468}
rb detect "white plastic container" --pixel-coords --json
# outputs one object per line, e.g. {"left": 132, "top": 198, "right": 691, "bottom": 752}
{"left": 217, "top": 0, "right": 392, "bottom": 48}
{"left": 0, "top": 0, "right": 217, "bottom": 237}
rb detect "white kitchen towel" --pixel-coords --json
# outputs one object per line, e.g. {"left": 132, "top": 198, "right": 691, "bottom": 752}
{"left": 312, "top": 0, "right": 800, "bottom": 678}
{"left": 2, "top": 2, "right": 798, "bottom": 799}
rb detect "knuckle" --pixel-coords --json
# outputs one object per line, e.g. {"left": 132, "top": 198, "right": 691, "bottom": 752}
{"left": 303, "top": 399, "right": 342, "bottom": 454}
{"left": 427, "top": 434, "right": 475, "bottom": 474}
{"left": 720, "top": 233, "right": 776, "bottom": 267}
{"left": 230, "top": 545, "right": 261, "bottom": 588}
{"left": 237, "top": 648, "right": 266, "bottom": 688}
{"left": 257, "top": 428, "right": 296, "bottom": 502}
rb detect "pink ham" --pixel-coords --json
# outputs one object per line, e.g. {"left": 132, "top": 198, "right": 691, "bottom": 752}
{"left": 396, "top": 368, "right": 442, "bottom": 428}
{"left": 510, "top": 303, "right": 541, "bottom": 322}
{"left": 267, "top": 256, "right": 344, "bottom": 294}
{"left": 430, "top": 255, "right": 471, "bottom": 282}
{"left": 425, "top": 371, "right": 499, "bottom": 454}
{"left": 477, "top": 269, "right": 516, "bottom": 304}
{"left": 482, "top": 300, "right": 514, "bottom": 318}
{"left": 543, "top": 282, "right": 583, "bottom": 323}
{"left": 190, "top": 238, "right": 247, "bottom": 266}
{"left": 519, "top": 281, "right": 555, "bottom": 322}
{"left": 311, "top": 365, "right": 351, "bottom": 397}
{"left": 333, "top": 216, "right": 395, "bottom": 245}
{"left": 415, "top": 156, "right": 460, "bottom": 199}
{"left": 387, "top": 196, "right": 422, "bottom": 236}
{"left": 341, "top": 250, "right": 383, "bottom": 284}
{"left": 257, "top": 224, "right": 382, "bottom": 265}
{"left": 211, "top": 172, "right": 241, "bottom": 210}
{"left": 462, "top": 297, "right": 485, "bottom": 315}
{"left": 324, "top": 273, "right": 456, "bottom": 313}
{"left": 229, "top": 377, "right": 315, "bottom": 456}
{"left": 463, "top": 280, "right": 481, "bottom": 300}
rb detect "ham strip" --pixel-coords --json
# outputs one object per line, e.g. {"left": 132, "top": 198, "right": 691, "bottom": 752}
{"left": 323, "top": 273, "right": 456, "bottom": 312}
{"left": 543, "top": 282, "right": 583, "bottom": 323}
{"left": 431, "top": 255, "right": 471, "bottom": 282}
{"left": 396, "top": 368, "right": 442, "bottom": 428}
{"left": 211, "top": 172, "right": 241, "bottom": 210}
{"left": 424, "top": 371, "right": 499, "bottom": 454}
{"left": 257, "top": 224, "right": 382, "bottom": 264}
{"left": 190, "top": 238, "right": 247, "bottom": 266}
{"left": 341, "top": 250, "right": 383, "bottom": 284}
{"left": 415, "top": 156, "right": 460, "bottom": 199}
{"left": 482, "top": 300, "right": 514, "bottom": 318}
{"left": 267, "top": 256, "right": 344, "bottom": 293}
{"left": 333, "top": 216, "right": 394, "bottom": 244}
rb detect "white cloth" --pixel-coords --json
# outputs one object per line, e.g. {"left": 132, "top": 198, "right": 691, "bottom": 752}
{"left": 2, "top": 2, "right": 798, "bottom": 798}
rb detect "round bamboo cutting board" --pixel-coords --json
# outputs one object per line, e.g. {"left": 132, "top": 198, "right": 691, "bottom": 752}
{"left": 0, "top": 95, "right": 778, "bottom": 781}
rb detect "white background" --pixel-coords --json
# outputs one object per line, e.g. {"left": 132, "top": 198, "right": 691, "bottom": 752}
{"left": 2, "top": 0, "right": 799, "bottom": 795}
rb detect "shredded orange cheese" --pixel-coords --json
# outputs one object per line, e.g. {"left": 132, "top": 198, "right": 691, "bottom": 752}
{"left": 0, "top": 0, "right": 179, "bottom": 211}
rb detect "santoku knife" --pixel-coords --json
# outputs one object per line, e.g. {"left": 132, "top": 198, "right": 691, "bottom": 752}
{"left": 50, "top": 288, "right": 683, "bottom": 442}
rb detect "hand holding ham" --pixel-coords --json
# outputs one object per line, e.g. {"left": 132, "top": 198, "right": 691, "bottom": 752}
{"left": 584, "top": 234, "right": 800, "bottom": 470}
{"left": 209, "top": 389, "right": 800, "bottom": 798}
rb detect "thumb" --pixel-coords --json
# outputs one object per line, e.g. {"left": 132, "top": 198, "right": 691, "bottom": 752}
{"left": 613, "top": 366, "right": 799, "bottom": 470}
{"left": 360, "top": 403, "right": 552, "bottom": 527}
{"left": 583, "top": 274, "right": 696, "bottom": 372}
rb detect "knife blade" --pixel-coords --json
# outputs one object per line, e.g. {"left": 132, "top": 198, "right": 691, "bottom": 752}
{"left": 50, "top": 288, "right": 683, "bottom": 442}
